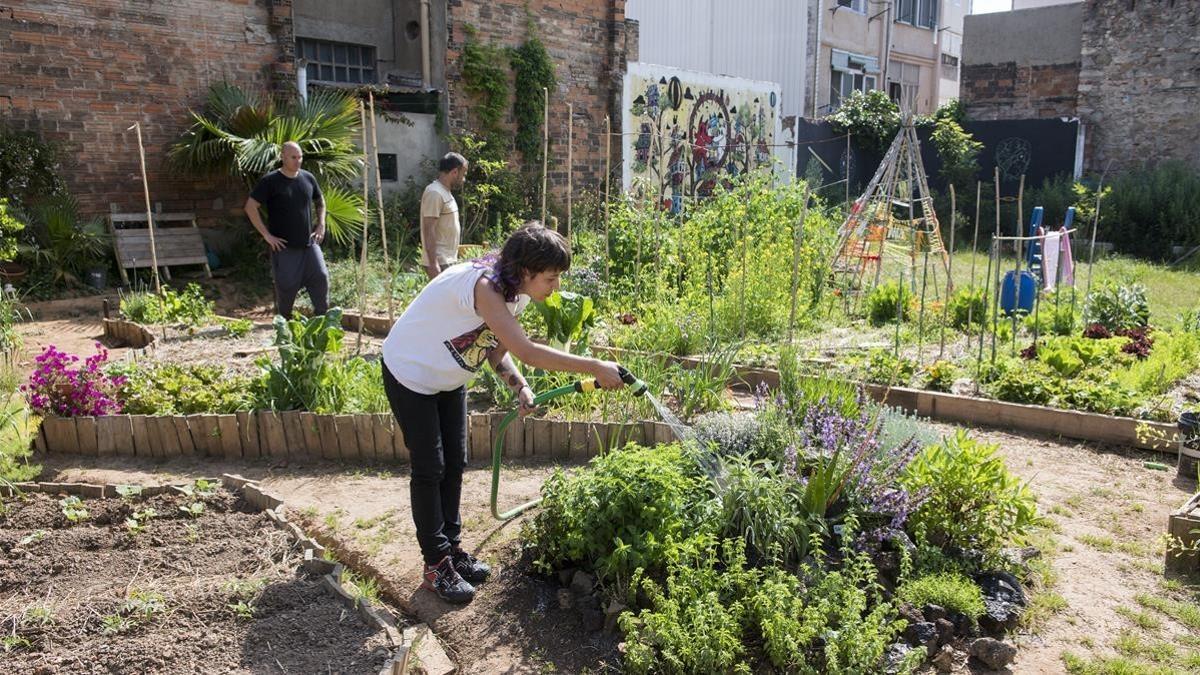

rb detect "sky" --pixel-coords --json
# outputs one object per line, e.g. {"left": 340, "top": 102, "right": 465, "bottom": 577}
{"left": 972, "top": 0, "right": 1013, "bottom": 13}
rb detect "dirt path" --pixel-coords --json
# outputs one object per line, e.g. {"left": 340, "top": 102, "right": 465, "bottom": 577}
{"left": 34, "top": 423, "right": 1200, "bottom": 673}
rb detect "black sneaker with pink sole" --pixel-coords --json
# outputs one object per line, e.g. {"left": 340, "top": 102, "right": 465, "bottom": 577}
{"left": 422, "top": 555, "right": 475, "bottom": 604}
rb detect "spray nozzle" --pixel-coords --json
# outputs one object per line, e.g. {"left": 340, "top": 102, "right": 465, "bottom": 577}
{"left": 618, "top": 366, "right": 648, "bottom": 397}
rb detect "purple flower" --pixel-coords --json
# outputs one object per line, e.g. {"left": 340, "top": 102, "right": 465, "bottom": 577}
{"left": 23, "top": 345, "right": 124, "bottom": 417}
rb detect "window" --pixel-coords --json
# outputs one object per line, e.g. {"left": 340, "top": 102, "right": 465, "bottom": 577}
{"left": 941, "top": 53, "right": 959, "bottom": 81}
{"left": 378, "top": 154, "right": 398, "bottom": 182}
{"left": 297, "top": 38, "right": 376, "bottom": 84}
{"left": 888, "top": 61, "right": 921, "bottom": 110}
{"left": 895, "top": 0, "right": 937, "bottom": 29}
{"left": 830, "top": 50, "right": 879, "bottom": 109}
{"left": 837, "top": 0, "right": 867, "bottom": 12}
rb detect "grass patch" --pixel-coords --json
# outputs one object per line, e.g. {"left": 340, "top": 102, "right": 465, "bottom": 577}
{"left": 1079, "top": 533, "right": 1117, "bottom": 552}
{"left": 897, "top": 572, "right": 986, "bottom": 620}
{"left": 1062, "top": 652, "right": 1178, "bottom": 675}
{"left": 1022, "top": 591, "right": 1069, "bottom": 631}
{"left": 1136, "top": 593, "right": 1200, "bottom": 630}
{"left": 1115, "top": 605, "right": 1162, "bottom": 631}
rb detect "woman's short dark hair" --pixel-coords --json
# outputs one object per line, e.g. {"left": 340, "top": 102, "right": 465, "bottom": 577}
{"left": 438, "top": 152, "right": 467, "bottom": 173}
{"left": 489, "top": 222, "right": 571, "bottom": 301}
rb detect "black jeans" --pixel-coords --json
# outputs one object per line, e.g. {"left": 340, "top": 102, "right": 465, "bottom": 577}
{"left": 382, "top": 361, "right": 468, "bottom": 566}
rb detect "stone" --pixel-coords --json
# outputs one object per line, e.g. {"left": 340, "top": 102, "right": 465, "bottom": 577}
{"left": 882, "top": 643, "right": 914, "bottom": 675}
{"left": 902, "top": 621, "right": 939, "bottom": 653}
{"left": 580, "top": 607, "right": 604, "bottom": 632}
{"left": 557, "top": 568, "right": 575, "bottom": 587}
{"left": 570, "top": 570, "right": 595, "bottom": 596}
{"left": 932, "top": 644, "right": 958, "bottom": 672}
{"left": 970, "top": 637, "right": 1017, "bottom": 669}
{"left": 897, "top": 603, "right": 925, "bottom": 626}
{"left": 923, "top": 603, "right": 947, "bottom": 623}
{"left": 557, "top": 588, "right": 574, "bottom": 610}
{"left": 935, "top": 617, "right": 956, "bottom": 645}
{"left": 976, "top": 571, "right": 1026, "bottom": 636}
{"left": 604, "top": 600, "right": 627, "bottom": 634}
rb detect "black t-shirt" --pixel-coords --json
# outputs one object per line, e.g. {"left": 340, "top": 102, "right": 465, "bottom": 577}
{"left": 249, "top": 169, "right": 324, "bottom": 249}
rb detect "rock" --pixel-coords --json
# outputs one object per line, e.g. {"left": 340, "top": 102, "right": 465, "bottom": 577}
{"left": 882, "top": 643, "right": 914, "bottom": 675}
{"left": 875, "top": 551, "right": 900, "bottom": 576}
{"left": 570, "top": 570, "right": 595, "bottom": 596}
{"left": 577, "top": 593, "right": 600, "bottom": 612}
{"left": 935, "top": 618, "right": 956, "bottom": 645}
{"left": 970, "top": 637, "right": 1018, "bottom": 669}
{"left": 976, "top": 571, "right": 1026, "bottom": 636}
{"left": 903, "top": 621, "right": 939, "bottom": 653}
{"left": 948, "top": 610, "right": 976, "bottom": 638}
{"left": 604, "top": 600, "right": 627, "bottom": 633}
{"left": 932, "top": 644, "right": 957, "bottom": 672}
{"left": 580, "top": 607, "right": 604, "bottom": 632}
{"left": 898, "top": 603, "right": 925, "bottom": 626}
{"left": 923, "top": 603, "right": 948, "bottom": 623}
{"left": 556, "top": 588, "right": 574, "bottom": 610}
{"left": 557, "top": 567, "right": 576, "bottom": 587}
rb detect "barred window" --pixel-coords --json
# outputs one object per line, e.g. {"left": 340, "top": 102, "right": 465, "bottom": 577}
{"left": 297, "top": 38, "right": 376, "bottom": 84}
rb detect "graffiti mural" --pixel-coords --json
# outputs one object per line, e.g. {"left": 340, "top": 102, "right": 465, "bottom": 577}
{"left": 622, "top": 63, "right": 786, "bottom": 213}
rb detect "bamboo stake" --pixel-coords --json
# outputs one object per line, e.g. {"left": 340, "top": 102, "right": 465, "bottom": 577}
{"left": 540, "top": 87, "right": 548, "bottom": 226}
{"left": 1085, "top": 162, "right": 1112, "bottom": 298}
{"left": 356, "top": 101, "right": 370, "bottom": 352}
{"left": 603, "top": 115, "right": 611, "bottom": 290}
{"left": 128, "top": 122, "right": 161, "bottom": 296}
{"left": 939, "top": 184, "right": 956, "bottom": 359}
{"left": 990, "top": 167, "right": 1001, "bottom": 363}
{"left": 845, "top": 132, "right": 851, "bottom": 212}
{"left": 367, "top": 92, "right": 392, "bottom": 322}
{"left": 976, "top": 238, "right": 996, "bottom": 395}
{"left": 787, "top": 185, "right": 812, "bottom": 342}
{"left": 971, "top": 180, "right": 981, "bottom": 287}
{"left": 1011, "top": 174, "right": 1025, "bottom": 356}
{"left": 566, "top": 103, "right": 573, "bottom": 239}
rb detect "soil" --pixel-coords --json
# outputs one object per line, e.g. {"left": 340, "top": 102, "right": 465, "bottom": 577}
{"left": 0, "top": 488, "right": 393, "bottom": 674}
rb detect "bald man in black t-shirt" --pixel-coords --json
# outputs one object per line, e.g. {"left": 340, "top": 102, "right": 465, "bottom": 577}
{"left": 244, "top": 141, "right": 329, "bottom": 317}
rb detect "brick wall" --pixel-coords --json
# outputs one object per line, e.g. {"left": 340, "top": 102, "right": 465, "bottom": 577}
{"left": 0, "top": 1, "right": 289, "bottom": 223}
{"left": 962, "top": 62, "right": 1080, "bottom": 121}
{"left": 1077, "top": 0, "right": 1200, "bottom": 173}
{"left": 444, "top": 0, "right": 631, "bottom": 210}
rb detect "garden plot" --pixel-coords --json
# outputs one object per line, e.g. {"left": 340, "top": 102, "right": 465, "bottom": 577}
{"left": 0, "top": 485, "right": 394, "bottom": 673}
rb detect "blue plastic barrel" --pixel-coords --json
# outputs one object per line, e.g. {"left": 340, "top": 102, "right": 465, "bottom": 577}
{"left": 1000, "top": 270, "right": 1037, "bottom": 315}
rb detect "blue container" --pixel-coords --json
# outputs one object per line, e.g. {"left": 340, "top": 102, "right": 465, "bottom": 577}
{"left": 1000, "top": 270, "right": 1038, "bottom": 315}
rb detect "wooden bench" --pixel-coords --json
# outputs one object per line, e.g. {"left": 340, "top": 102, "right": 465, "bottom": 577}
{"left": 108, "top": 212, "right": 212, "bottom": 285}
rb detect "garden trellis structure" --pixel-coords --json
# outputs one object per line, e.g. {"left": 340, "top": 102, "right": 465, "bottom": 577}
{"left": 831, "top": 116, "right": 951, "bottom": 308}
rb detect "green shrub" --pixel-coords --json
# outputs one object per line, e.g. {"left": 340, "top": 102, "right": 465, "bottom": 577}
{"left": 985, "top": 363, "right": 1057, "bottom": 406}
{"left": 526, "top": 443, "right": 714, "bottom": 586}
{"left": 1098, "top": 161, "right": 1200, "bottom": 258}
{"left": 777, "top": 343, "right": 863, "bottom": 420}
{"left": 947, "top": 286, "right": 988, "bottom": 332}
{"left": 1024, "top": 288, "right": 1079, "bottom": 336}
{"left": 1082, "top": 283, "right": 1150, "bottom": 332}
{"left": 1114, "top": 330, "right": 1200, "bottom": 397}
{"left": 113, "top": 363, "right": 254, "bottom": 415}
{"left": 921, "top": 359, "right": 957, "bottom": 392}
{"left": 714, "top": 457, "right": 812, "bottom": 566}
{"left": 902, "top": 430, "right": 1041, "bottom": 556}
{"left": 897, "top": 572, "right": 986, "bottom": 621}
{"left": 864, "top": 349, "right": 917, "bottom": 386}
{"left": 0, "top": 198, "right": 25, "bottom": 263}
{"left": 867, "top": 281, "right": 914, "bottom": 327}
{"left": 120, "top": 283, "right": 215, "bottom": 327}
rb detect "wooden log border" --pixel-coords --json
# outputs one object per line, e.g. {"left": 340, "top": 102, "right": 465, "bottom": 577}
{"left": 31, "top": 411, "right": 669, "bottom": 463}
{"left": 102, "top": 317, "right": 156, "bottom": 349}
{"left": 592, "top": 346, "right": 1182, "bottom": 452}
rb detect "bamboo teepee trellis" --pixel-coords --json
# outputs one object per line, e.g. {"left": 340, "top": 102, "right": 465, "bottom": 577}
{"left": 831, "top": 117, "right": 951, "bottom": 308}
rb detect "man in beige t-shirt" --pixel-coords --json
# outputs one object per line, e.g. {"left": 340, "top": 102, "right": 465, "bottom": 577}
{"left": 420, "top": 152, "right": 468, "bottom": 279}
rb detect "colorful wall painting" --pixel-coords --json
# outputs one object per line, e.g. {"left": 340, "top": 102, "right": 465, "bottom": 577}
{"left": 622, "top": 62, "right": 788, "bottom": 213}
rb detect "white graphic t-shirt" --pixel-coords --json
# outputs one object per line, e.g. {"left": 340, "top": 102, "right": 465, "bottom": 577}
{"left": 382, "top": 261, "right": 529, "bottom": 394}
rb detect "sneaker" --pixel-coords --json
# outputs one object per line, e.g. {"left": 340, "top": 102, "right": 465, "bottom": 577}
{"left": 421, "top": 556, "right": 475, "bottom": 604}
{"left": 451, "top": 546, "right": 491, "bottom": 584}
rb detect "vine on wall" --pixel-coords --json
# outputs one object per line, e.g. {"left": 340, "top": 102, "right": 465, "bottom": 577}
{"left": 509, "top": 23, "right": 557, "bottom": 166}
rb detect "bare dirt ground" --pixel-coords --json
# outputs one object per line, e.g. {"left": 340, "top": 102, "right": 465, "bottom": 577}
{"left": 0, "top": 488, "right": 392, "bottom": 673}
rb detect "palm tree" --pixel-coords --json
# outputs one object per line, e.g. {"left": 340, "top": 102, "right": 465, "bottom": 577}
{"left": 170, "top": 83, "right": 365, "bottom": 245}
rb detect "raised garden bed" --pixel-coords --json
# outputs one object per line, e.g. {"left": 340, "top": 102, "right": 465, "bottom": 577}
{"left": 32, "top": 412, "right": 677, "bottom": 463}
{"left": 1166, "top": 492, "right": 1200, "bottom": 578}
{"left": 0, "top": 476, "right": 413, "bottom": 673}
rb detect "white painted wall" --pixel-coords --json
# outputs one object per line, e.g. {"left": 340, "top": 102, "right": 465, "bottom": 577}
{"left": 372, "top": 112, "right": 442, "bottom": 194}
{"left": 625, "top": 0, "right": 808, "bottom": 122}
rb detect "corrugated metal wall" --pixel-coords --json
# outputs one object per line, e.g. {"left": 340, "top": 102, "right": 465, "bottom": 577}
{"left": 625, "top": 0, "right": 808, "bottom": 121}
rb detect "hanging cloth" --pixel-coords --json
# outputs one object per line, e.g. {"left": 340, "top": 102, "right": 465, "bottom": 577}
{"left": 1043, "top": 229, "right": 1061, "bottom": 290}
{"left": 1059, "top": 226, "right": 1076, "bottom": 287}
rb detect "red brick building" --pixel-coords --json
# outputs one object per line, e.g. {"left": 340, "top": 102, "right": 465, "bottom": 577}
{"left": 0, "top": 1, "right": 634, "bottom": 230}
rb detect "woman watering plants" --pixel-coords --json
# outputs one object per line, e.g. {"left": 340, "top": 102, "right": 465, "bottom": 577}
{"left": 381, "top": 222, "right": 627, "bottom": 604}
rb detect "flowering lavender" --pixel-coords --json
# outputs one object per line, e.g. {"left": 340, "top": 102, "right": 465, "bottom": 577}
{"left": 790, "top": 396, "right": 927, "bottom": 545}
{"left": 22, "top": 343, "right": 126, "bottom": 417}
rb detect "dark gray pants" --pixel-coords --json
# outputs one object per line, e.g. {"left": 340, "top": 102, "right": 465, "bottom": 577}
{"left": 271, "top": 244, "right": 329, "bottom": 317}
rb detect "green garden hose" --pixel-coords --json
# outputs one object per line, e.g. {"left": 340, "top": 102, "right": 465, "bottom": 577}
{"left": 490, "top": 367, "right": 646, "bottom": 520}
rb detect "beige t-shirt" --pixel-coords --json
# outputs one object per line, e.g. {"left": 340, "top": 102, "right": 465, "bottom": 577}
{"left": 420, "top": 180, "right": 460, "bottom": 266}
